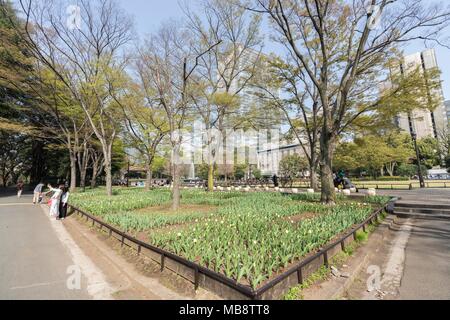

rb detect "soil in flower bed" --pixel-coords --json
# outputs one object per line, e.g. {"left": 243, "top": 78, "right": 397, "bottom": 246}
{"left": 283, "top": 212, "right": 322, "bottom": 224}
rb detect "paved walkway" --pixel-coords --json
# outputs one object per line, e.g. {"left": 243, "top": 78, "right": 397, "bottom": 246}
{"left": 346, "top": 189, "right": 450, "bottom": 300}
{"left": 398, "top": 218, "right": 450, "bottom": 300}
{"left": 0, "top": 193, "right": 206, "bottom": 301}
{"left": 376, "top": 188, "right": 450, "bottom": 204}
{"left": 0, "top": 194, "right": 92, "bottom": 300}
{"left": 385, "top": 190, "right": 450, "bottom": 300}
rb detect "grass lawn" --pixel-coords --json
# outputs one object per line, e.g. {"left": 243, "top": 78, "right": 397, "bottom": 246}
{"left": 70, "top": 188, "right": 389, "bottom": 288}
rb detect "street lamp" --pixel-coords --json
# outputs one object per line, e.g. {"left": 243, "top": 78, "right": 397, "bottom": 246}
{"left": 411, "top": 132, "right": 426, "bottom": 188}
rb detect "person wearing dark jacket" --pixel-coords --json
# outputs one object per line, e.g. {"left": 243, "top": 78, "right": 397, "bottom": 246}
{"left": 58, "top": 187, "right": 70, "bottom": 220}
{"left": 272, "top": 175, "right": 279, "bottom": 187}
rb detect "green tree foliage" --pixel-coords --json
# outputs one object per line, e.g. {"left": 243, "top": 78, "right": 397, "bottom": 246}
{"left": 0, "top": 2, "right": 35, "bottom": 186}
{"left": 397, "top": 164, "right": 426, "bottom": 178}
{"left": 0, "top": 1, "right": 34, "bottom": 127}
{"left": 334, "top": 133, "right": 414, "bottom": 178}
{"left": 252, "top": 168, "right": 262, "bottom": 180}
{"left": 234, "top": 164, "right": 248, "bottom": 180}
{"left": 279, "top": 154, "right": 308, "bottom": 187}
{"left": 417, "top": 137, "right": 441, "bottom": 169}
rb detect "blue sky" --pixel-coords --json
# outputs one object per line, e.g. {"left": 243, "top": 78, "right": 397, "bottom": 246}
{"left": 121, "top": 0, "right": 450, "bottom": 101}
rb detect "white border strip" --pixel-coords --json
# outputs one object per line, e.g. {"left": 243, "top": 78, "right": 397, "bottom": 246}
{"left": 41, "top": 205, "right": 116, "bottom": 300}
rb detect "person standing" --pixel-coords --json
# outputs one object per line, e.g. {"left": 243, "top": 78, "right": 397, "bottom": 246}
{"left": 58, "top": 187, "right": 70, "bottom": 220}
{"left": 272, "top": 175, "right": 279, "bottom": 188}
{"left": 47, "top": 184, "right": 63, "bottom": 219}
{"left": 33, "top": 182, "right": 45, "bottom": 204}
{"left": 16, "top": 181, "right": 24, "bottom": 199}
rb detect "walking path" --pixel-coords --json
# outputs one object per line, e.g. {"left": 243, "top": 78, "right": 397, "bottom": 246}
{"left": 376, "top": 188, "right": 450, "bottom": 204}
{"left": 0, "top": 194, "right": 92, "bottom": 300}
{"left": 0, "top": 193, "right": 192, "bottom": 300}
{"left": 397, "top": 218, "right": 450, "bottom": 299}
{"left": 345, "top": 189, "right": 450, "bottom": 300}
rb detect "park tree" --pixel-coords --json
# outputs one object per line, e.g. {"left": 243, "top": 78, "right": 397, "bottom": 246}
{"left": 383, "top": 132, "right": 414, "bottom": 177}
{"left": 355, "top": 136, "right": 397, "bottom": 178}
{"left": 0, "top": 131, "right": 32, "bottom": 187}
{"left": 184, "top": 0, "right": 264, "bottom": 191}
{"left": 279, "top": 153, "right": 309, "bottom": 187}
{"left": 137, "top": 23, "right": 221, "bottom": 210}
{"left": 333, "top": 142, "right": 359, "bottom": 174}
{"left": 27, "top": 67, "right": 90, "bottom": 192}
{"left": 437, "top": 127, "right": 450, "bottom": 157}
{"left": 250, "top": 0, "right": 450, "bottom": 204}
{"left": 334, "top": 134, "right": 413, "bottom": 178}
{"left": 15, "top": 0, "right": 133, "bottom": 196}
{"left": 110, "top": 69, "right": 169, "bottom": 191}
{"left": 417, "top": 136, "right": 441, "bottom": 169}
{"left": 0, "top": 1, "right": 40, "bottom": 185}
{"left": 0, "top": 0, "right": 34, "bottom": 127}
{"left": 258, "top": 55, "right": 322, "bottom": 190}
{"left": 88, "top": 139, "right": 104, "bottom": 189}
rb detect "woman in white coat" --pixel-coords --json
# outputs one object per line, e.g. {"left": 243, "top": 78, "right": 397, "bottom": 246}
{"left": 47, "top": 184, "right": 63, "bottom": 218}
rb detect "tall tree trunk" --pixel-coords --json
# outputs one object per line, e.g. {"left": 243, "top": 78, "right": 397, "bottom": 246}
{"left": 145, "top": 160, "right": 153, "bottom": 191}
{"left": 309, "top": 152, "right": 319, "bottom": 191}
{"left": 90, "top": 168, "right": 97, "bottom": 189}
{"left": 208, "top": 164, "right": 214, "bottom": 192}
{"left": 386, "top": 162, "right": 395, "bottom": 177}
{"left": 320, "top": 134, "right": 336, "bottom": 205}
{"left": 78, "top": 144, "right": 89, "bottom": 190}
{"left": 69, "top": 151, "right": 77, "bottom": 192}
{"left": 80, "top": 164, "right": 87, "bottom": 189}
{"left": 172, "top": 144, "right": 181, "bottom": 211}
{"left": 172, "top": 163, "right": 181, "bottom": 210}
{"left": 90, "top": 151, "right": 103, "bottom": 189}
{"left": 91, "top": 160, "right": 101, "bottom": 189}
{"left": 104, "top": 158, "right": 112, "bottom": 197}
{"left": 102, "top": 142, "right": 113, "bottom": 197}
{"left": 310, "top": 169, "right": 319, "bottom": 191}
{"left": 30, "top": 140, "right": 45, "bottom": 185}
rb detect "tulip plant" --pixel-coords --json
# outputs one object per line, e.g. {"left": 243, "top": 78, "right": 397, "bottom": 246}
{"left": 70, "top": 187, "right": 388, "bottom": 288}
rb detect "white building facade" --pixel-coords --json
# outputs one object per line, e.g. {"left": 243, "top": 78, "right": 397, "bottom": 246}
{"left": 393, "top": 49, "right": 447, "bottom": 139}
{"left": 257, "top": 143, "right": 305, "bottom": 177}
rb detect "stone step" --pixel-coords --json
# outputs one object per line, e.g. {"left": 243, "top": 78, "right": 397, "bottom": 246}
{"left": 395, "top": 202, "right": 450, "bottom": 210}
{"left": 394, "top": 208, "right": 450, "bottom": 215}
{"left": 393, "top": 211, "right": 450, "bottom": 220}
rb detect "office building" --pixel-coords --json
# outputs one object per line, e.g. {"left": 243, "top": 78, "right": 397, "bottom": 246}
{"left": 445, "top": 100, "right": 450, "bottom": 128}
{"left": 257, "top": 142, "right": 305, "bottom": 177}
{"left": 392, "top": 49, "right": 447, "bottom": 139}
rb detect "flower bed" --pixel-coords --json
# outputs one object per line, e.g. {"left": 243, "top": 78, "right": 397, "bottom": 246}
{"left": 70, "top": 188, "right": 389, "bottom": 289}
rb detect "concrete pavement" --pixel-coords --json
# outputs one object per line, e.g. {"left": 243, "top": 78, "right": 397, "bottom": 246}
{"left": 0, "top": 193, "right": 201, "bottom": 300}
{"left": 377, "top": 188, "right": 450, "bottom": 204}
{"left": 345, "top": 189, "right": 450, "bottom": 300}
{"left": 398, "top": 218, "right": 450, "bottom": 300}
{"left": 378, "top": 189, "right": 450, "bottom": 299}
{"left": 0, "top": 194, "right": 92, "bottom": 300}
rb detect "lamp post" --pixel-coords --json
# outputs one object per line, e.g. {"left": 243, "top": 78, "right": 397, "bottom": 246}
{"left": 411, "top": 132, "right": 426, "bottom": 188}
